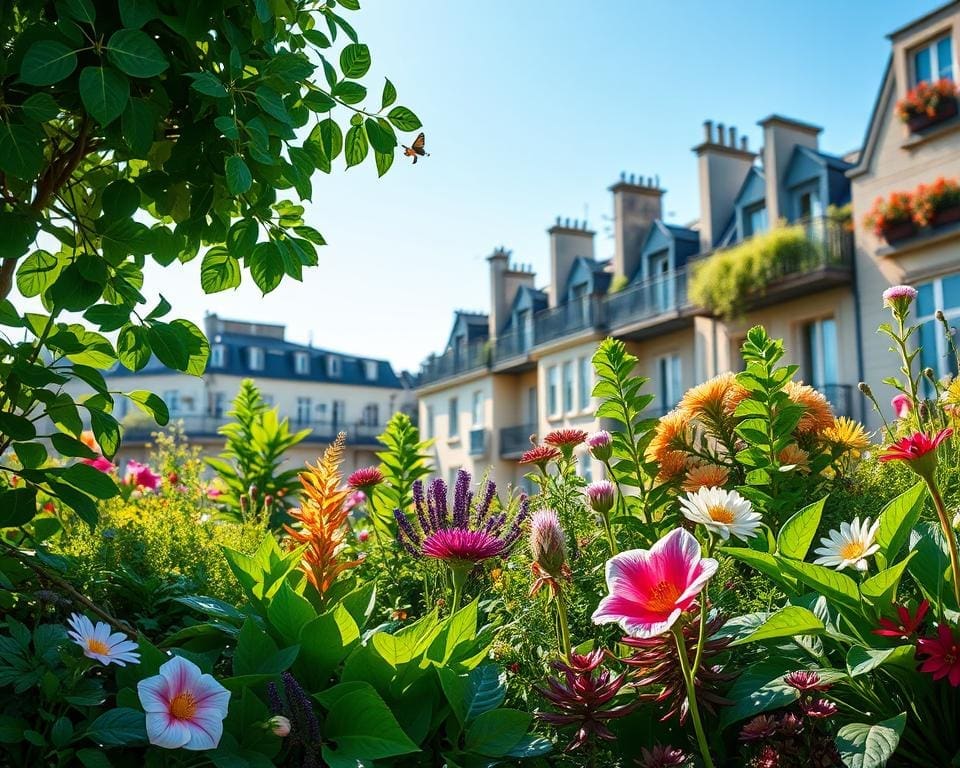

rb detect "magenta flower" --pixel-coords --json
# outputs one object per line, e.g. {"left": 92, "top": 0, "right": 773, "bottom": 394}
{"left": 891, "top": 393, "right": 912, "bottom": 419}
{"left": 592, "top": 528, "right": 717, "bottom": 638}
{"left": 394, "top": 470, "right": 527, "bottom": 566}
{"left": 344, "top": 490, "right": 366, "bottom": 511}
{"left": 586, "top": 480, "right": 615, "bottom": 514}
{"left": 882, "top": 284, "right": 918, "bottom": 313}
{"left": 347, "top": 466, "right": 383, "bottom": 490}
{"left": 879, "top": 427, "right": 953, "bottom": 480}
{"left": 587, "top": 430, "right": 613, "bottom": 461}
{"left": 137, "top": 655, "right": 230, "bottom": 750}
{"left": 83, "top": 455, "right": 116, "bottom": 473}
{"left": 125, "top": 460, "right": 161, "bottom": 491}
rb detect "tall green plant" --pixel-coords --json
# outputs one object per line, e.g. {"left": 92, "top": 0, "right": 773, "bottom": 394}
{"left": 375, "top": 412, "right": 433, "bottom": 527}
{"left": 206, "top": 379, "right": 310, "bottom": 525}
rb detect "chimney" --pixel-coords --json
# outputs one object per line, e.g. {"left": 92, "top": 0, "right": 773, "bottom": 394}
{"left": 488, "top": 247, "right": 535, "bottom": 336}
{"left": 693, "top": 119, "right": 756, "bottom": 251}
{"left": 758, "top": 115, "right": 822, "bottom": 222}
{"left": 547, "top": 218, "right": 595, "bottom": 308}
{"left": 609, "top": 175, "right": 663, "bottom": 282}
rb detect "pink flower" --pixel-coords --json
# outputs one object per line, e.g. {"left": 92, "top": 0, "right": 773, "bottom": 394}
{"left": 357, "top": 529, "right": 370, "bottom": 543}
{"left": 124, "top": 460, "right": 161, "bottom": 491}
{"left": 891, "top": 393, "right": 913, "bottom": 419}
{"left": 917, "top": 623, "right": 960, "bottom": 686}
{"left": 879, "top": 428, "right": 953, "bottom": 479}
{"left": 587, "top": 431, "right": 612, "bottom": 461}
{"left": 137, "top": 655, "right": 231, "bottom": 750}
{"left": 421, "top": 529, "right": 508, "bottom": 562}
{"left": 592, "top": 528, "right": 717, "bottom": 638}
{"left": 344, "top": 490, "right": 366, "bottom": 511}
{"left": 205, "top": 486, "right": 222, "bottom": 499}
{"left": 882, "top": 284, "right": 918, "bottom": 314}
{"left": 586, "top": 480, "right": 616, "bottom": 514}
{"left": 347, "top": 466, "right": 384, "bottom": 490}
{"left": 268, "top": 715, "right": 291, "bottom": 737}
{"left": 83, "top": 455, "right": 116, "bottom": 473}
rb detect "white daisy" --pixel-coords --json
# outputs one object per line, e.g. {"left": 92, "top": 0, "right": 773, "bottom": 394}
{"left": 812, "top": 516, "right": 880, "bottom": 572}
{"left": 678, "top": 486, "right": 761, "bottom": 542}
{"left": 66, "top": 613, "right": 140, "bottom": 667}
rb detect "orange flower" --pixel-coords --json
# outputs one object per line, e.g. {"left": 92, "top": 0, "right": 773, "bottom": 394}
{"left": 679, "top": 373, "right": 739, "bottom": 422}
{"left": 784, "top": 381, "right": 835, "bottom": 436}
{"left": 682, "top": 463, "right": 730, "bottom": 493}
{"left": 284, "top": 433, "right": 362, "bottom": 598}
{"left": 656, "top": 450, "right": 689, "bottom": 481}
{"left": 646, "top": 410, "right": 690, "bottom": 464}
{"left": 778, "top": 444, "right": 811, "bottom": 474}
{"left": 80, "top": 430, "right": 100, "bottom": 453}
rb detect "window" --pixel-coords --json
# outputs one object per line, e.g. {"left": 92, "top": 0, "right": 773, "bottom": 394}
{"left": 471, "top": 390, "right": 484, "bottom": 426}
{"left": 527, "top": 386, "right": 538, "bottom": 423}
{"left": 571, "top": 282, "right": 590, "bottom": 324}
{"left": 425, "top": 405, "right": 435, "bottom": 439}
{"left": 798, "top": 189, "right": 822, "bottom": 220}
{"left": 917, "top": 275, "right": 960, "bottom": 394}
{"left": 331, "top": 399, "right": 346, "bottom": 426}
{"left": 364, "top": 360, "right": 378, "bottom": 381}
{"left": 294, "top": 352, "right": 310, "bottom": 375}
{"left": 181, "top": 396, "right": 195, "bottom": 413}
{"left": 296, "top": 397, "right": 312, "bottom": 424}
{"left": 362, "top": 403, "right": 379, "bottom": 426}
{"left": 577, "top": 356, "right": 591, "bottom": 410}
{"left": 913, "top": 33, "right": 954, "bottom": 86}
{"left": 657, "top": 355, "right": 682, "bottom": 413}
{"left": 327, "top": 355, "right": 341, "bottom": 378}
{"left": 547, "top": 365, "right": 559, "bottom": 416}
{"left": 247, "top": 347, "right": 264, "bottom": 371}
{"left": 448, "top": 397, "right": 460, "bottom": 438}
{"left": 518, "top": 309, "right": 532, "bottom": 352}
{"left": 163, "top": 390, "right": 180, "bottom": 415}
{"left": 745, "top": 204, "right": 768, "bottom": 237}
{"left": 649, "top": 250, "right": 673, "bottom": 310}
{"left": 209, "top": 392, "right": 225, "bottom": 417}
{"left": 562, "top": 361, "right": 574, "bottom": 412}
{"left": 803, "top": 318, "right": 839, "bottom": 390}
{"left": 210, "top": 344, "right": 226, "bottom": 368}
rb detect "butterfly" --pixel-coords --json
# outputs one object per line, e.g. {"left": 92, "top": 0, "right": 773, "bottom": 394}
{"left": 402, "top": 132, "right": 429, "bottom": 164}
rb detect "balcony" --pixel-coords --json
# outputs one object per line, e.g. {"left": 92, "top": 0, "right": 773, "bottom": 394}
{"left": 122, "top": 415, "right": 386, "bottom": 446}
{"left": 468, "top": 427, "right": 488, "bottom": 457}
{"left": 491, "top": 328, "right": 536, "bottom": 371}
{"left": 418, "top": 341, "right": 488, "bottom": 388}
{"left": 604, "top": 269, "right": 692, "bottom": 339}
{"left": 499, "top": 423, "right": 537, "bottom": 459}
{"left": 533, "top": 296, "right": 604, "bottom": 347}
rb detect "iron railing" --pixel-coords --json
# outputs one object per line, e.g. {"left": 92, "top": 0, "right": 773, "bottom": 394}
{"left": 491, "top": 328, "right": 532, "bottom": 365}
{"left": 122, "top": 415, "right": 386, "bottom": 444}
{"left": 604, "top": 269, "right": 689, "bottom": 330}
{"left": 499, "top": 423, "right": 537, "bottom": 458}
{"left": 418, "top": 341, "right": 488, "bottom": 387}
{"left": 534, "top": 296, "right": 604, "bottom": 345}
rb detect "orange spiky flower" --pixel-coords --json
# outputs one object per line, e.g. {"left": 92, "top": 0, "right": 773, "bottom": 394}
{"left": 284, "top": 433, "right": 363, "bottom": 598}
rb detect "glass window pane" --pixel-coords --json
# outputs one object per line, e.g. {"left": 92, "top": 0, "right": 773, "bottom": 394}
{"left": 915, "top": 46, "right": 933, "bottom": 83}
{"left": 943, "top": 274, "right": 960, "bottom": 311}
{"left": 821, "top": 319, "right": 838, "bottom": 385}
{"left": 938, "top": 37, "right": 953, "bottom": 80}
{"left": 917, "top": 283, "right": 936, "bottom": 318}
{"left": 919, "top": 320, "right": 939, "bottom": 395}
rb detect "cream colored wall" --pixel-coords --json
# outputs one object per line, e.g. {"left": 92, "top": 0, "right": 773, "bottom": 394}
{"left": 852, "top": 4, "right": 960, "bottom": 429}
{"left": 625, "top": 328, "right": 697, "bottom": 413}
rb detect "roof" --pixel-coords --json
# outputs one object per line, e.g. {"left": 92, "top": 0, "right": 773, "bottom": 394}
{"left": 887, "top": 0, "right": 958, "bottom": 39}
{"left": 110, "top": 331, "right": 404, "bottom": 388}
{"left": 847, "top": 55, "right": 893, "bottom": 179}
{"left": 660, "top": 222, "right": 700, "bottom": 241}
{"left": 800, "top": 146, "right": 855, "bottom": 172}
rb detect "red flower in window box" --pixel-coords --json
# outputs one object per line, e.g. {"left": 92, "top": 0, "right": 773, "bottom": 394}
{"left": 863, "top": 191, "right": 917, "bottom": 242}
{"left": 913, "top": 176, "right": 960, "bottom": 227}
{"left": 896, "top": 78, "right": 959, "bottom": 131}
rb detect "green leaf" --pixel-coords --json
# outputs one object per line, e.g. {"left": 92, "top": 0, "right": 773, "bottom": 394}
{"left": 339, "top": 43, "right": 371, "bottom": 78}
{"left": 466, "top": 664, "right": 506, "bottom": 720}
{"left": 88, "top": 409, "right": 121, "bottom": 458}
{"left": 14, "top": 442, "right": 47, "bottom": 469}
{"left": 20, "top": 93, "right": 60, "bottom": 123}
{"left": 719, "top": 662, "right": 801, "bottom": 728}
{"left": 119, "top": 0, "right": 159, "bottom": 28}
{"left": 171, "top": 319, "right": 209, "bottom": 376}
{"left": 321, "top": 686, "right": 419, "bottom": 767}
{"left": 365, "top": 117, "right": 397, "bottom": 154}
{"left": 117, "top": 324, "right": 151, "bottom": 371}
{"left": 61, "top": 0, "right": 96, "bottom": 25}
{"left": 332, "top": 80, "right": 366, "bottom": 105}
{"left": 846, "top": 645, "right": 915, "bottom": 678}
{"left": 464, "top": 709, "right": 531, "bottom": 757}
{"left": 255, "top": 86, "right": 292, "bottom": 124}
{"left": 777, "top": 497, "right": 824, "bottom": 560}
{"left": 225, "top": 155, "right": 252, "bottom": 195}
{"left": 266, "top": 582, "right": 316, "bottom": 645}
{"left": 387, "top": 106, "right": 422, "bottom": 131}
{"left": 0, "top": 488, "right": 38, "bottom": 528}
{"left": 106, "top": 29, "right": 168, "bottom": 78}
{"left": 84, "top": 708, "right": 147, "bottom": 747}
{"left": 249, "top": 241, "right": 284, "bottom": 294}
{"left": 227, "top": 218, "right": 259, "bottom": 255}
{"left": 836, "top": 714, "right": 906, "bottom": 768}
{"left": 381, "top": 78, "right": 397, "bottom": 109}
{"left": 50, "top": 433, "right": 97, "bottom": 459}
{"left": 374, "top": 149, "right": 393, "bottom": 178}
{"left": 860, "top": 554, "right": 914, "bottom": 603}
{"left": 0, "top": 123, "right": 42, "bottom": 181}
{"left": 188, "top": 72, "right": 228, "bottom": 98}
{"left": 79, "top": 66, "right": 130, "bottom": 125}
{"left": 730, "top": 605, "right": 824, "bottom": 646}
{"left": 127, "top": 390, "right": 169, "bottom": 424}
{"left": 16, "top": 251, "right": 59, "bottom": 298}
{"left": 147, "top": 322, "right": 188, "bottom": 369}
{"left": 0, "top": 412, "right": 37, "bottom": 441}
{"left": 777, "top": 557, "right": 861, "bottom": 613}
{"left": 201, "top": 247, "right": 242, "bottom": 293}
{"left": 20, "top": 40, "right": 78, "bottom": 86}
{"left": 876, "top": 481, "right": 925, "bottom": 565}
{"left": 61, "top": 464, "right": 119, "bottom": 500}
{"left": 344, "top": 124, "right": 368, "bottom": 167}
{"left": 296, "top": 604, "right": 360, "bottom": 689}
{"left": 122, "top": 98, "right": 158, "bottom": 154}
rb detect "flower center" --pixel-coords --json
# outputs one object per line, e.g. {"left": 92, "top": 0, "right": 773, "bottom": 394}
{"left": 840, "top": 542, "right": 865, "bottom": 561}
{"left": 646, "top": 580, "right": 682, "bottom": 612}
{"left": 86, "top": 638, "right": 110, "bottom": 655}
{"left": 169, "top": 691, "right": 198, "bottom": 720}
{"left": 707, "top": 505, "right": 735, "bottom": 524}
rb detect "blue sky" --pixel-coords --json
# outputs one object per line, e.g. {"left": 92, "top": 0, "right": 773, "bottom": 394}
{"left": 140, "top": 0, "right": 943, "bottom": 372}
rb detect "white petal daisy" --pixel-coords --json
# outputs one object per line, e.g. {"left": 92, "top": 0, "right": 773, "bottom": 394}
{"left": 812, "top": 516, "right": 880, "bottom": 572}
{"left": 678, "top": 486, "right": 762, "bottom": 542}
{"left": 67, "top": 613, "right": 140, "bottom": 667}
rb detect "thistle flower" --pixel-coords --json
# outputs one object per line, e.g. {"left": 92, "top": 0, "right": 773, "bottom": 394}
{"left": 518, "top": 444, "right": 562, "bottom": 470}
{"left": 544, "top": 428, "right": 588, "bottom": 452}
{"left": 637, "top": 744, "right": 690, "bottom": 767}
{"left": 587, "top": 430, "right": 612, "bottom": 461}
{"left": 586, "top": 480, "right": 615, "bottom": 514}
{"left": 534, "top": 649, "right": 635, "bottom": 752}
{"left": 347, "top": 466, "right": 383, "bottom": 490}
{"left": 882, "top": 284, "right": 918, "bottom": 316}
{"left": 619, "top": 608, "right": 734, "bottom": 723}
{"left": 529, "top": 509, "right": 569, "bottom": 597}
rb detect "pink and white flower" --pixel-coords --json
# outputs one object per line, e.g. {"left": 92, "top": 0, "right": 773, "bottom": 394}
{"left": 66, "top": 613, "right": 140, "bottom": 667}
{"left": 592, "top": 528, "right": 717, "bottom": 638}
{"left": 891, "top": 393, "right": 912, "bottom": 419}
{"left": 125, "top": 460, "right": 161, "bottom": 491}
{"left": 137, "top": 655, "right": 231, "bottom": 751}
{"left": 83, "top": 455, "right": 116, "bottom": 473}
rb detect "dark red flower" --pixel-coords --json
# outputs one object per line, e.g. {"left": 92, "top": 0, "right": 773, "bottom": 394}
{"left": 783, "top": 670, "right": 831, "bottom": 693}
{"left": 518, "top": 444, "right": 562, "bottom": 468}
{"left": 874, "top": 599, "right": 929, "bottom": 640}
{"left": 637, "top": 744, "right": 689, "bottom": 767}
{"left": 918, "top": 623, "right": 960, "bottom": 686}
{"left": 800, "top": 698, "right": 838, "bottom": 719}
{"left": 739, "top": 714, "right": 779, "bottom": 742}
{"left": 544, "top": 429, "right": 588, "bottom": 449}
{"left": 751, "top": 746, "right": 781, "bottom": 768}
{"left": 347, "top": 466, "right": 384, "bottom": 490}
{"left": 535, "top": 649, "right": 635, "bottom": 752}
{"left": 878, "top": 428, "right": 952, "bottom": 479}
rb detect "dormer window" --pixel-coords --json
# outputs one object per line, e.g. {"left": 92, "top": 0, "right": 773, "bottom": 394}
{"left": 744, "top": 203, "right": 768, "bottom": 237}
{"left": 327, "top": 355, "right": 341, "bottom": 378}
{"left": 364, "top": 360, "right": 378, "bottom": 381}
{"left": 210, "top": 344, "right": 226, "bottom": 368}
{"left": 912, "top": 33, "right": 953, "bottom": 86}
{"left": 294, "top": 351, "right": 310, "bottom": 375}
{"left": 248, "top": 347, "right": 264, "bottom": 371}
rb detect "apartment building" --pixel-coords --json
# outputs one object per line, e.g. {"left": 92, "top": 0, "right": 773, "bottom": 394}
{"left": 415, "top": 0, "right": 960, "bottom": 486}
{"left": 82, "top": 314, "right": 413, "bottom": 475}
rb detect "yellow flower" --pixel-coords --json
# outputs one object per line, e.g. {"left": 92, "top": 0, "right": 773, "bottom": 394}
{"left": 646, "top": 410, "right": 690, "bottom": 464}
{"left": 682, "top": 463, "right": 731, "bottom": 493}
{"left": 778, "top": 444, "right": 811, "bottom": 473}
{"left": 784, "top": 381, "right": 835, "bottom": 436}
{"left": 679, "top": 373, "right": 739, "bottom": 421}
{"left": 822, "top": 417, "right": 871, "bottom": 452}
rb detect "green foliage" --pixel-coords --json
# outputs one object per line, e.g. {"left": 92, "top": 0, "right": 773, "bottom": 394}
{"left": 0, "top": 0, "right": 420, "bottom": 528}
{"left": 206, "top": 379, "right": 310, "bottom": 526}
{"left": 375, "top": 411, "right": 433, "bottom": 521}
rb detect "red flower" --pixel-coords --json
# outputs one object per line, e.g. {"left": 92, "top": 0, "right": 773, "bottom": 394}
{"left": 637, "top": 744, "right": 689, "bottom": 767}
{"left": 347, "top": 466, "right": 384, "bottom": 490}
{"left": 543, "top": 429, "right": 588, "bottom": 449}
{"left": 783, "top": 670, "right": 831, "bottom": 692}
{"left": 518, "top": 444, "right": 562, "bottom": 468}
{"left": 879, "top": 428, "right": 952, "bottom": 479}
{"left": 739, "top": 714, "right": 778, "bottom": 742}
{"left": 918, "top": 623, "right": 960, "bottom": 686}
{"left": 800, "top": 698, "right": 838, "bottom": 719}
{"left": 874, "top": 600, "right": 929, "bottom": 640}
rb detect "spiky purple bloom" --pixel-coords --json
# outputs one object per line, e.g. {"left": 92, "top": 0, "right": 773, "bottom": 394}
{"left": 882, "top": 284, "right": 918, "bottom": 306}
{"left": 394, "top": 469, "right": 527, "bottom": 565}
{"left": 587, "top": 430, "right": 612, "bottom": 461}
{"left": 586, "top": 480, "right": 615, "bottom": 514}
{"left": 268, "top": 673, "right": 322, "bottom": 768}
{"left": 347, "top": 466, "right": 383, "bottom": 490}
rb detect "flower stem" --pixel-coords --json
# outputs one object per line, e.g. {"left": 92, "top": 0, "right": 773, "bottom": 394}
{"left": 599, "top": 511, "right": 618, "bottom": 556}
{"left": 924, "top": 478, "right": 960, "bottom": 609}
{"left": 450, "top": 564, "right": 469, "bottom": 615}
{"left": 672, "top": 624, "right": 715, "bottom": 768}
{"left": 554, "top": 595, "right": 572, "bottom": 660}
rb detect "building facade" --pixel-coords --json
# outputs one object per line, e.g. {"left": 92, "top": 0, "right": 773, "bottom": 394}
{"left": 417, "top": 3, "right": 960, "bottom": 488}
{"left": 80, "top": 315, "right": 413, "bottom": 475}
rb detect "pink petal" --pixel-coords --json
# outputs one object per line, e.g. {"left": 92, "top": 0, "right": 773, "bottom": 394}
{"left": 182, "top": 711, "right": 226, "bottom": 751}
{"left": 675, "top": 557, "right": 719, "bottom": 607}
{"left": 160, "top": 655, "right": 200, "bottom": 696}
{"left": 191, "top": 675, "right": 231, "bottom": 710}
{"left": 146, "top": 713, "right": 192, "bottom": 749}
{"left": 138, "top": 675, "right": 172, "bottom": 713}
{"left": 622, "top": 608, "right": 682, "bottom": 639}
{"left": 604, "top": 548, "right": 656, "bottom": 603}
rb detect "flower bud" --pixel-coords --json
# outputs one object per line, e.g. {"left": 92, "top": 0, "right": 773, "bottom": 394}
{"left": 937, "top": 309, "right": 947, "bottom": 322}
{"left": 240, "top": 495, "right": 250, "bottom": 512}
{"left": 268, "top": 715, "right": 290, "bottom": 737}
{"left": 882, "top": 284, "right": 918, "bottom": 318}
{"left": 530, "top": 509, "right": 567, "bottom": 576}
{"left": 858, "top": 381, "right": 873, "bottom": 397}
{"left": 357, "top": 529, "right": 370, "bottom": 543}
{"left": 586, "top": 430, "right": 613, "bottom": 462}
{"left": 248, "top": 484, "right": 258, "bottom": 500}
{"left": 586, "top": 480, "right": 615, "bottom": 515}
{"left": 263, "top": 494, "right": 274, "bottom": 508}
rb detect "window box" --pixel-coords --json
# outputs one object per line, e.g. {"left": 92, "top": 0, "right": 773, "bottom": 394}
{"left": 879, "top": 220, "right": 918, "bottom": 243}
{"left": 931, "top": 205, "right": 960, "bottom": 228}
{"left": 907, "top": 95, "right": 958, "bottom": 132}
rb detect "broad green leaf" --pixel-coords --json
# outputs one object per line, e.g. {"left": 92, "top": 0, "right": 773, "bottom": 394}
{"left": 296, "top": 604, "right": 360, "bottom": 689}
{"left": 730, "top": 605, "right": 824, "bottom": 646}
{"left": 20, "top": 93, "right": 60, "bottom": 123}
{"left": 106, "top": 29, "right": 168, "bottom": 78}
{"left": 0, "top": 123, "right": 43, "bottom": 181}
{"left": 61, "top": 0, "right": 95, "bottom": 25}
{"left": 127, "top": 390, "right": 169, "bottom": 425}
{"left": 249, "top": 241, "right": 284, "bottom": 294}
{"left": 84, "top": 708, "right": 147, "bottom": 747}
{"left": 0, "top": 488, "right": 38, "bottom": 528}
{"left": 225, "top": 155, "right": 252, "bottom": 195}
{"left": 14, "top": 442, "right": 47, "bottom": 469}
{"left": 846, "top": 645, "right": 915, "bottom": 678}
{"left": 375, "top": 149, "right": 393, "bottom": 178}
{"left": 88, "top": 409, "right": 121, "bottom": 458}
{"left": 201, "top": 247, "right": 242, "bottom": 293}
{"left": 61, "top": 464, "right": 120, "bottom": 500}
{"left": 387, "top": 105, "right": 422, "bottom": 131}
{"left": 15, "top": 251, "right": 58, "bottom": 298}
{"left": 188, "top": 72, "right": 228, "bottom": 98}
{"left": 860, "top": 554, "right": 914, "bottom": 603}
{"left": 464, "top": 709, "right": 530, "bottom": 758}
{"left": 381, "top": 78, "right": 397, "bottom": 109}
{"left": 147, "top": 322, "right": 188, "bottom": 369}
{"left": 79, "top": 66, "right": 130, "bottom": 125}
{"left": 777, "top": 497, "right": 824, "bottom": 560}
{"left": 20, "top": 40, "right": 78, "bottom": 86}
{"left": 50, "top": 433, "right": 97, "bottom": 459}
{"left": 777, "top": 557, "right": 861, "bottom": 613}
{"left": 119, "top": 0, "right": 159, "bottom": 28}
{"left": 255, "top": 86, "right": 291, "bottom": 124}
{"left": 876, "top": 481, "right": 925, "bottom": 565}
{"left": 836, "top": 714, "right": 906, "bottom": 768}
{"left": 266, "top": 582, "right": 317, "bottom": 645}
{"left": 0, "top": 412, "right": 37, "bottom": 441}
{"left": 0, "top": 212, "right": 39, "bottom": 259}
{"left": 344, "top": 124, "right": 368, "bottom": 167}
{"left": 340, "top": 43, "right": 371, "bottom": 78}
{"left": 170, "top": 319, "right": 209, "bottom": 377}
{"left": 117, "top": 324, "right": 151, "bottom": 371}
{"left": 321, "top": 687, "right": 419, "bottom": 767}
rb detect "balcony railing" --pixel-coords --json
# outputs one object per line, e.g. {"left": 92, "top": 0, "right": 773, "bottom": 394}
{"left": 604, "top": 269, "right": 690, "bottom": 330}
{"left": 491, "top": 328, "right": 533, "bottom": 365}
{"left": 419, "top": 341, "right": 488, "bottom": 387}
{"left": 534, "top": 296, "right": 604, "bottom": 346}
{"left": 499, "top": 423, "right": 537, "bottom": 458}
{"left": 122, "top": 415, "right": 386, "bottom": 445}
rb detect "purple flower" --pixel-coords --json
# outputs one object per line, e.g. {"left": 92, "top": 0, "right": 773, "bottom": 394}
{"left": 882, "top": 284, "right": 918, "bottom": 317}
{"left": 587, "top": 430, "right": 612, "bottom": 461}
{"left": 586, "top": 480, "right": 615, "bottom": 514}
